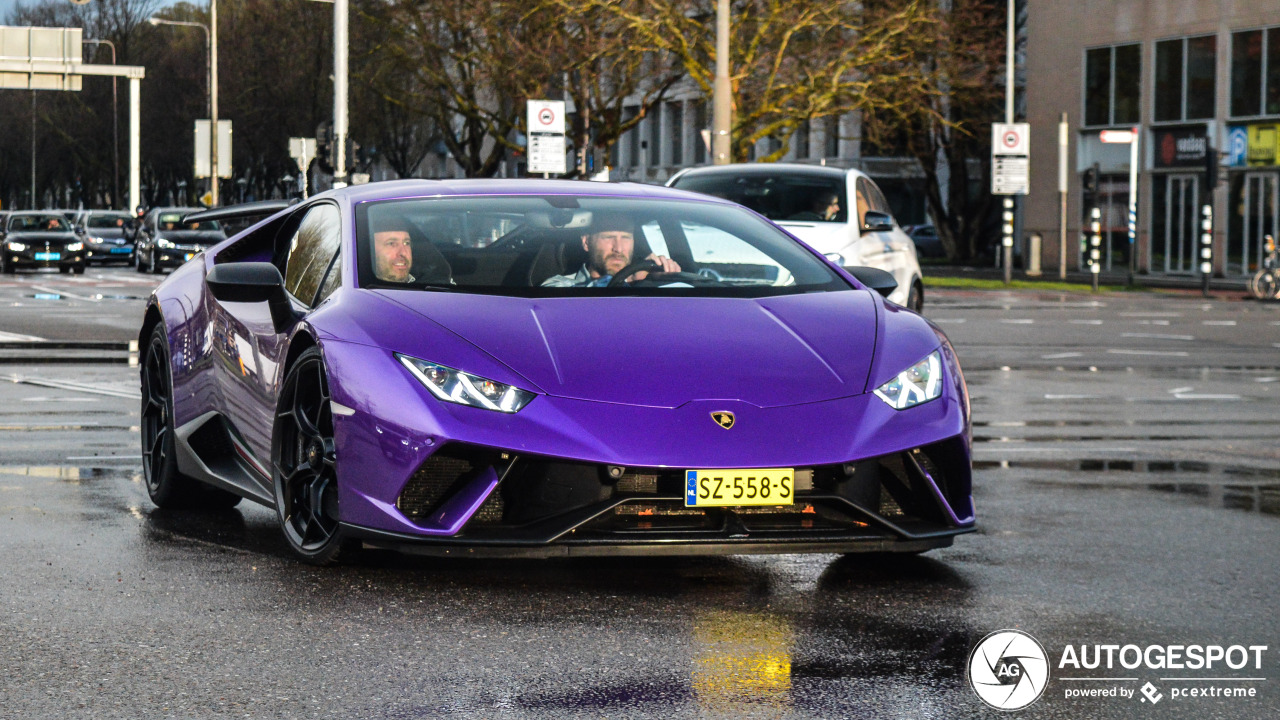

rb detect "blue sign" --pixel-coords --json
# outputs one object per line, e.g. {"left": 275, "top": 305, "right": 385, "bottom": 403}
{"left": 1226, "top": 126, "right": 1248, "bottom": 167}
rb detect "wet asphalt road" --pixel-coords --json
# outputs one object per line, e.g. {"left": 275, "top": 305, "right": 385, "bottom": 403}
{"left": 1, "top": 267, "right": 1279, "bottom": 719}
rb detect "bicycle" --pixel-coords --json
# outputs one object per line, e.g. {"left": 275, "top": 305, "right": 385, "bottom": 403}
{"left": 1248, "top": 234, "right": 1280, "bottom": 300}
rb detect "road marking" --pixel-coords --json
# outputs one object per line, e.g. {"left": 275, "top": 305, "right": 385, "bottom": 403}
{"left": 67, "top": 455, "right": 140, "bottom": 461}
{"left": 6, "top": 374, "right": 140, "bottom": 400}
{"left": 1173, "top": 393, "right": 1243, "bottom": 400}
{"left": 1119, "top": 312, "right": 1181, "bottom": 318}
{"left": 0, "top": 331, "right": 45, "bottom": 342}
{"left": 1257, "top": 377, "right": 1278, "bottom": 383}
{"left": 1201, "top": 320, "right": 1237, "bottom": 326}
{"left": 1001, "top": 319, "right": 1035, "bottom": 324}
{"left": 1106, "top": 349, "right": 1189, "bottom": 357}
{"left": 1041, "top": 352, "right": 1082, "bottom": 359}
{"left": 932, "top": 318, "right": 966, "bottom": 324}
{"left": 1169, "top": 387, "right": 1195, "bottom": 394}
{"left": 1121, "top": 332, "right": 1194, "bottom": 341}
{"left": 1136, "top": 319, "right": 1171, "bottom": 326}
{"left": 1069, "top": 319, "right": 1103, "bottom": 325}
{"left": 1044, "top": 394, "right": 1101, "bottom": 399}
{"left": 976, "top": 447, "right": 1138, "bottom": 453}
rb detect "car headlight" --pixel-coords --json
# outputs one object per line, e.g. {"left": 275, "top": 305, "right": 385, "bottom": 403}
{"left": 874, "top": 350, "right": 943, "bottom": 410}
{"left": 156, "top": 238, "right": 174, "bottom": 249}
{"left": 396, "top": 353, "right": 536, "bottom": 413}
{"left": 6, "top": 242, "right": 26, "bottom": 251}
{"left": 66, "top": 242, "right": 84, "bottom": 252}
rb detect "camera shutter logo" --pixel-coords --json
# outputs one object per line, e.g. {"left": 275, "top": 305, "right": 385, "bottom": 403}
{"left": 968, "top": 630, "right": 1050, "bottom": 710}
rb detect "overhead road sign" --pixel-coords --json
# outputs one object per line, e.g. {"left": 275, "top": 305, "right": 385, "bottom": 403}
{"left": 0, "top": 26, "right": 83, "bottom": 90}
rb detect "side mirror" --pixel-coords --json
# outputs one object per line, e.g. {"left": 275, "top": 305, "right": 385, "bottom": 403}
{"left": 205, "top": 262, "right": 297, "bottom": 333}
{"left": 844, "top": 265, "right": 898, "bottom": 298}
{"left": 861, "top": 211, "right": 894, "bottom": 233}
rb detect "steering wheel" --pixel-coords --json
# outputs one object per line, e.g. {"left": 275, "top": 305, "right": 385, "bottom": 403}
{"left": 606, "top": 260, "right": 662, "bottom": 287}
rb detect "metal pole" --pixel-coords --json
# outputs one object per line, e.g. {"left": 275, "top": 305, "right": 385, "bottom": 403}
{"left": 129, "top": 76, "right": 141, "bottom": 214}
{"left": 1059, "top": 113, "right": 1068, "bottom": 279}
{"left": 1128, "top": 127, "right": 1139, "bottom": 286}
{"left": 30, "top": 91, "right": 36, "bottom": 208}
{"left": 84, "top": 40, "right": 120, "bottom": 207}
{"left": 210, "top": 0, "right": 219, "bottom": 206}
{"left": 711, "top": 0, "right": 731, "bottom": 165}
{"left": 1002, "top": 0, "right": 1015, "bottom": 279}
{"left": 1006, "top": 0, "right": 1014, "bottom": 126}
{"left": 332, "top": 0, "right": 349, "bottom": 187}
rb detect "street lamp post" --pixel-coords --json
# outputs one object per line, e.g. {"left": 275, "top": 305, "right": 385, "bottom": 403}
{"left": 149, "top": 1, "right": 218, "bottom": 206}
{"left": 711, "top": 0, "right": 731, "bottom": 165}
{"left": 83, "top": 39, "right": 119, "bottom": 208}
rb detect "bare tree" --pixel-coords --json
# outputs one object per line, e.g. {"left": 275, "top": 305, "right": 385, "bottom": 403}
{"left": 862, "top": 0, "right": 1006, "bottom": 261}
{"left": 562, "top": 0, "right": 941, "bottom": 162}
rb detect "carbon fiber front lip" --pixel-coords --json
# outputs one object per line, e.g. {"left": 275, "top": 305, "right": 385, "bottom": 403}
{"left": 340, "top": 522, "right": 966, "bottom": 558}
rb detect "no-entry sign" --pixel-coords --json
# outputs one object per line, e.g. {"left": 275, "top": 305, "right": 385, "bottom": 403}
{"left": 527, "top": 99, "right": 567, "bottom": 174}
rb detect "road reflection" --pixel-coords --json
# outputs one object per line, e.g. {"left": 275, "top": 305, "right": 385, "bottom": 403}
{"left": 692, "top": 610, "right": 792, "bottom": 710}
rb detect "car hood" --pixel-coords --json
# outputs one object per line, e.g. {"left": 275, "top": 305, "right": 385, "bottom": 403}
{"left": 371, "top": 289, "right": 879, "bottom": 408}
{"left": 4, "top": 231, "right": 80, "bottom": 246}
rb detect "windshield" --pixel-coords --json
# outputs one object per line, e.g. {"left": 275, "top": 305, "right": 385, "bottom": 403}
{"left": 355, "top": 196, "right": 846, "bottom": 297}
{"left": 8, "top": 214, "right": 70, "bottom": 232}
{"left": 87, "top": 213, "right": 132, "bottom": 229}
{"left": 671, "top": 171, "right": 847, "bottom": 223}
{"left": 156, "top": 212, "right": 221, "bottom": 232}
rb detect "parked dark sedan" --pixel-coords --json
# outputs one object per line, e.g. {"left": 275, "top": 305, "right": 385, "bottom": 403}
{"left": 1, "top": 212, "right": 87, "bottom": 274}
{"left": 75, "top": 210, "right": 137, "bottom": 265}
{"left": 133, "top": 207, "right": 227, "bottom": 274}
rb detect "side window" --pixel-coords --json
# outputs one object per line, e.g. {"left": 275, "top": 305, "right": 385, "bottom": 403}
{"left": 284, "top": 204, "right": 342, "bottom": 307}
{"left": 866, "top": 180, "right": 893, "bottom": 217}
{"left": 639, "top": 220, "right": 670, "bottom": 257}
{"left": 315, "top": 253, "right": 342, "bottom": 305}
{"left": 855, "top": 178, "right": 873, "bottom": 227}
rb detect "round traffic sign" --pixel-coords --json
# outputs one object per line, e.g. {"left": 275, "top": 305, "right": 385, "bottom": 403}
{"left": 538, "top": 107, "right": 555, "bottom": 126}
{"left": 1002, "top": 129, "right": 1020, "bottom": 149}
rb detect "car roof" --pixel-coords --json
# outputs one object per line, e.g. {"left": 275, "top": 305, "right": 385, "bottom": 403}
{"left": 324, "top": 178, "right": 738, "bottom": 207}
{"left": 671, "top": 163, "right": 863, "bottom": 182}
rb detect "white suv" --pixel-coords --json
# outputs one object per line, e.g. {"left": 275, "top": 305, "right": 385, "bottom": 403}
{"left": 667, "top": 163, "right": 924, "bottom": 311}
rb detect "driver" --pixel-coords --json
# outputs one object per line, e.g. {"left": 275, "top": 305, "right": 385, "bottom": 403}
{"left": 541, "top": 212, "right": 680, "bottom": 287}
{"left": 371, "top": 217, "right": 415, "bottom": 284}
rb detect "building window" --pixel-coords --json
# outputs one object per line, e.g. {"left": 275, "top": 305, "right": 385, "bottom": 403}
{"left": 796, "top": 119, "right": 810, "bottom": 160}
{"left": 694, "top": 101, "right": 707, "bottom": 164}
{"left": 1084, "top": 43, "right": 1141, "bottom": 127}
{"left": 667, "top": 101, "right": 683, "bottom": 165}
{"left": 1231, "top": 27, "right": 1280, "bottom": 118}
{"left": 1154, "top": 35, "right": 1217, "bottom": 122}
{"left": 824, "top": 115, "right": 840, "bottom": 158}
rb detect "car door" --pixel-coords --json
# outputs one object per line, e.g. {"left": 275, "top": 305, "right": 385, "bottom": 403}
{"left": 211, "top": 202, "right": 343, "bottom": 482}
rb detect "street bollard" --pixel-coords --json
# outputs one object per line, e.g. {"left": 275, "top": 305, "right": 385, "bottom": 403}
{"left": 1089, "top": 207, "right": 1101, "bottom": 292}
{"left": 1002, "top": 198, "right": 1014, "bottom": 285}
{"left": 1027, "top": 233, "right": 1042, "bottom": 276}
{"left": 1200, "top": 204, "right": 1213, "bottom": 297}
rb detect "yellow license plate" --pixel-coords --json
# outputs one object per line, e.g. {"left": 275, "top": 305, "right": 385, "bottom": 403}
{"left": 685, "top": 468, "right": 794, "bottom": 507}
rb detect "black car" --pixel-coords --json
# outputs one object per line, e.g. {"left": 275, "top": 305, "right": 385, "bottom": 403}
{"left": 75, "top": 210, "right": 137, "bottom": 265}
{"left": 133, "top": 207, "right": 227, "bottom": 274}
{"left": 1, "top": 212, "right": 87, "bottom": 274}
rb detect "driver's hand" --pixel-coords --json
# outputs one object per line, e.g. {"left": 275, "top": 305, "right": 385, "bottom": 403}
{"left": 633, "top": 253, "right": 681, "bottom": 280}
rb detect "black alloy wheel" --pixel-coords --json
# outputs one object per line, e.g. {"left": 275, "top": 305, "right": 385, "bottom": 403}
{"left": 140, "top": 325, "right": 241, "bottom": 509}
{"left": 273, "top": 346, "right": 356, "bottom": 565}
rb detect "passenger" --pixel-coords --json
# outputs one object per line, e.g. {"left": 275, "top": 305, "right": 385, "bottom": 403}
{"left": 541, "top": 212, "right": 680, "bottom": 287}
{"left": 788, "top": 191, "right": 841, "bottom": 221}
{"left": 371, "top": 218, "right": 415, "bottom": 283}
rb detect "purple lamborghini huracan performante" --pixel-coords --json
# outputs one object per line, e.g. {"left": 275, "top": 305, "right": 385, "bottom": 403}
{"left": 139, "top": 180, "right": 973, "bottom": 564}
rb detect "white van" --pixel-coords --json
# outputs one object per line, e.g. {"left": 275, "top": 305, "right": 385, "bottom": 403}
{"left": 667, "top": 163, "right": 924, "bottom": 311}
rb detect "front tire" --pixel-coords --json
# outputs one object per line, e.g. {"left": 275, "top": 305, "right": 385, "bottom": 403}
{"left": 140, "top": 325, "right": 203, "bottom": 508}
{"left": 908, "top": 280, "right": 924, "bottom": 313}
{"left": 272, "top": 347, "right": 357, "bottom": 565}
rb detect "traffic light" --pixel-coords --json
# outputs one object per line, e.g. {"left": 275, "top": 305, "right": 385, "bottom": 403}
{"left": 1082, "top": 165, "right": 1099, "bottom": 194}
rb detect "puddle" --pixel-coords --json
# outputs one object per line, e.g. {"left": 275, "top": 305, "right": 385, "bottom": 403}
{"left": 90, "top": 294, "right": 144, "bottom": 301}
{"left": 27, "top": 293, "right": 64, "bottom": 301}
{"left": 0, "top": 465, "right": 137, "bottom": 481}
{"left": 976, "top": 419, "right": 1280, "bottom": 428}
